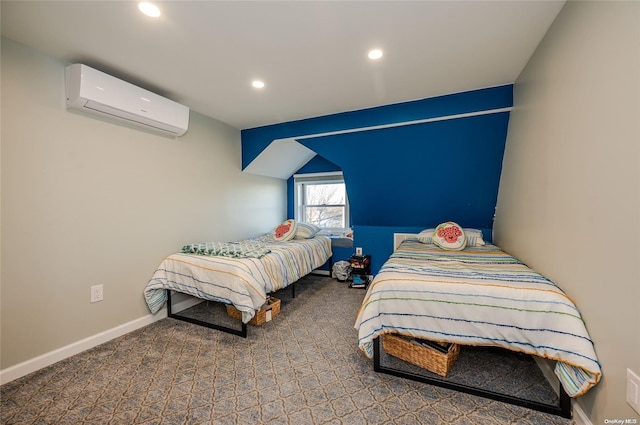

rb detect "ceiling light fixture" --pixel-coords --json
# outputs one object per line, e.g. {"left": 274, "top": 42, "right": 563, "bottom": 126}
{"left": 138, "top": 2, "right": 161, "bottom": 18}
{"left": 252, "top": 80, "right": 265, "bottom": 89}
{"left": 368, "top": 49, "right": 383, "bottom": 60}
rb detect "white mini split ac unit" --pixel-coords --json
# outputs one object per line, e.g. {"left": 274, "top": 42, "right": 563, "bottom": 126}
{"left": 65, "top": 64, "right": 189, "bottom": 136}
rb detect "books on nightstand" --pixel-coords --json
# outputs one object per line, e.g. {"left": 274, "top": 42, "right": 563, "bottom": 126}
{"left": 349, "top": 274, "right": 370, "bottom": 289}
{"left": 349, "top": 254, "right": 371, "bottom": 288}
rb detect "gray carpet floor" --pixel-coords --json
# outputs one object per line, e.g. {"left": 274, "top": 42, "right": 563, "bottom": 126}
{"left": 1, "top": 275, "right": 576, "bottom": 424}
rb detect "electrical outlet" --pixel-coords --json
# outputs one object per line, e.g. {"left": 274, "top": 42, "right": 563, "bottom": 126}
{"left": 90, "top": 284, "right": 103, "bottom": 303}
{"left": 356, "top": 247, "right": 363, "bottom": 256}
{"left": 628, "top": 368, "right": 640, "bottom": 414}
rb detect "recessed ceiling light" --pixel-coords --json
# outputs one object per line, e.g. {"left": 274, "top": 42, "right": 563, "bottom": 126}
{"left": 252, "top": 80, "right": 265, "bottom": 89}
{"left": 138, "top": 2, "right": 161, "bottom": 18}
{"left": 368, "top": 49, "right": 383, "bottom": 60}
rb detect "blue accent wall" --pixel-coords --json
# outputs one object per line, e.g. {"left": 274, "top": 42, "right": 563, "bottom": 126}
{"left": 297, "top": 113, "right": 508, "bottom": 272}
{"left": 298, "top": 113, "right": 509, "bottom": 228}
{"left": 242, "top": 85, "right": 513, "bottom": 169}
{"left": 242, "top": 86, "right": 512, "bottom": 273}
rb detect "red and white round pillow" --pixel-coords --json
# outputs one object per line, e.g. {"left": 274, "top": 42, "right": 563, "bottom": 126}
{"left": 432, "top": 222, "right": 467, "bottom": 250}
{"left": 273, "top": 219, "right": 297, "bottom": 242}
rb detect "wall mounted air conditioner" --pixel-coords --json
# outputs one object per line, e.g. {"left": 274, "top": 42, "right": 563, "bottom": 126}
{"left": 65, "top": 64, "right": 189, "bottom": 136}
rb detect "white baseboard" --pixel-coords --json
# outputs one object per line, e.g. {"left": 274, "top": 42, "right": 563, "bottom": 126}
{"left": 573, "top": 403, "right": 593, "bottom": 425}
{"left": 533, "top": 357, "right": 592, "bottom": 425}
{"left": 170, "top": 293, "right": 204, "bottom": 313}
{"left": 0, "top": 309, "right": 167, "bottom": 385}
{"left": 0, "top": 291, "right": 207, "bottom": 386}
{"left": 0, "top": 298, "right": 594, "bottom": 425}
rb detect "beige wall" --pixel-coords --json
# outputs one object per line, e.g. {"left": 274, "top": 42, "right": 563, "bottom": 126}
{"left": 0, "top": 38, "right": 286, "bottom": 370}
{"left": 495, "top": 1, "right": 639, "bottom": 422}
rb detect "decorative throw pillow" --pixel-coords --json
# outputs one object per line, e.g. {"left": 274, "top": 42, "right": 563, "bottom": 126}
{"left": 432, "top": 222, "right": 467, "bottom": 250}
{"left": 273, "top": 219, "right": 297, "bottom": 242}
{"left": 418, "top": 227, "right": 485, "bottom": 246}
{"left": 295, "top": 222, "right": 321, "bottom": 239}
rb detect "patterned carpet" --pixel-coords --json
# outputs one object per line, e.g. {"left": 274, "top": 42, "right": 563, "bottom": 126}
{"left": 1, "top": 275, "right": 576, "bottom": 424}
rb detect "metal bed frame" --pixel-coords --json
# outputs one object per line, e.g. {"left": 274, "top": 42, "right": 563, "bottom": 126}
{"left": 372, "top": 337, "right": 572, "bottom": 419}
{"left": 167, "top": 290, "right": 248, "bottom": 337}
{"left": 166, "top": 258, "right": 332, "bottom": 338}
{"left": 166, "top": 282, "right": 298, "bottom": 338}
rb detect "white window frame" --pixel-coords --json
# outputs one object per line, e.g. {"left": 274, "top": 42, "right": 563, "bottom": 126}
{"left": 293, "top": 171, "right": 350, "bottom": 233}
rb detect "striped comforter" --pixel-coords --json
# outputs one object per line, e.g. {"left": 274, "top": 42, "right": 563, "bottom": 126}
{"left": 145, "top": 235, "right": 331, "bottom": 323}
{"left": 354, "top": 239, "right": 601, "bottom": 397}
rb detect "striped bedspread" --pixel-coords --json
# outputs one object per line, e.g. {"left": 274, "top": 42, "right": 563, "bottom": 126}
{"left": 145, "top": 235, "right": 331, "bottom": 322}
{"left": 354, "top": 239, "right": 601, "bottom": 397}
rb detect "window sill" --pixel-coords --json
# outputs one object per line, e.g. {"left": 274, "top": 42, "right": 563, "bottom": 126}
{"left": 318, "top": 228, "right": 352, "bottom": 238}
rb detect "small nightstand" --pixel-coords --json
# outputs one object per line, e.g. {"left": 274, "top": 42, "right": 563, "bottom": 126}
{"left": 348, "top": 254, "right": 371, "bottom": 288}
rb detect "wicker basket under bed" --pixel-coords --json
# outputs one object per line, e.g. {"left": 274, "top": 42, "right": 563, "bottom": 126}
{"left": 383, "top": 334, "right": 460, "bottom": 377}
{"left": 226, "top": 296, "right": 281, "bottom": 326}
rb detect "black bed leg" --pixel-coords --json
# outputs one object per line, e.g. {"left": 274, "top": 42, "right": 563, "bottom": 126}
{"left": 166, "top": 290, "right": 248, "bottom": 338}
{"left": 373, "top": 336, "right": 381, "bottom": 372}
{"left": 167, "top": 290, "right": 173, "bottom": 316}
{"left": 559, "top": 383, "right": 572, "bottom": 418}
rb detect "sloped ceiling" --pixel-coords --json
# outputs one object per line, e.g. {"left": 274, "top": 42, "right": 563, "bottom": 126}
{"left": 242, "top": 139, "right": 317, "bottom": 180}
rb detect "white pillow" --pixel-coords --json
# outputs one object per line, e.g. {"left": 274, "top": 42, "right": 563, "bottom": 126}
{"left": 295, "top": 222, "right": 321, "bottom": 239}
{"left": 465, "top": 229, "right": 486, "bottom": 247}
{"left": 273, "top": 219, "right": 297, "bottom": 242}
{"left": 432, "top": 222, "right": 467, "bottom": 251}
{"left": 417, "top": 228, "right": 436, "bottom": 244}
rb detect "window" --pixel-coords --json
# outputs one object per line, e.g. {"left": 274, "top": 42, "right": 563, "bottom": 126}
{"left": 294, "top": 172, "right": 350, "bottom": 231}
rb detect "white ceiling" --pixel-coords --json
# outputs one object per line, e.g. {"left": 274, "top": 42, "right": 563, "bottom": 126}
{"left": 1, "top": 1, "right": 565, "bottom": 130}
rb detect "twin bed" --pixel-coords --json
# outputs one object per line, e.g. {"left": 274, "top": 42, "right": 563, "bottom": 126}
{"left": 144, "top": 221, "right": 332, "bottom": 337}
{"left": 144, "top": 219, "right": 600, "bottom": 418}
{"left": 354, "top": 226, "right": 601, "bottom": 418}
